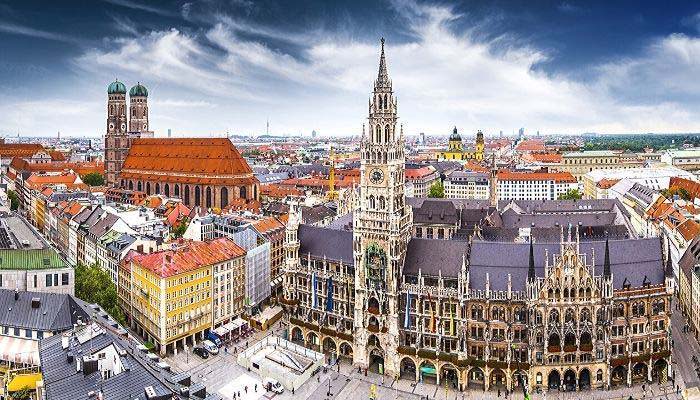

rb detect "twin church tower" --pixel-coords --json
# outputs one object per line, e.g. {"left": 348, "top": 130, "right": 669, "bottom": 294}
{"left": 104, "top": 80, "right": 153, "bottom": 187}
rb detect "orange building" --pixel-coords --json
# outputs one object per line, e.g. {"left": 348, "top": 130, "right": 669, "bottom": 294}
{"left": 118, "top": 138, "right": 259, "bottom": 209}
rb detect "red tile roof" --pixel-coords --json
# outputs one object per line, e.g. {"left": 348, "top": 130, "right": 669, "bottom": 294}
{"left": 527, "top": 153, "right": 562, "bottom": 163}
{"left": 132, "top": 238, "right": 245, "bottom": 278}
{"left": 260, "top": 184, "right": 303, "bottom": 198}
{"left": 122, "top": 138, "right": 253, "bottom": 177}
{"left": 25, "top": 173, "right": 86, "bottom": 190}
{"left": 669, "top": 177, "right": 700, "bottom": 200}
{"left": 405, "top": 166, "right": 436, "bottom": 180}
{"left": 497, "top": 171, "right": 576, "bottom": 183}
{"left": 515, "top": 140, "right": 546, "bottom": 152}
{"left": 252, "top": 216, "right": 284, "bottom": 235}
{"left": 0, "top": 143, "right": 44, "bottom": 158}
{"left": 597, "top": 178, "right": 620, "bottom": 189}
{"left": 10, "top": 157, "right": 104, "bottom": 175}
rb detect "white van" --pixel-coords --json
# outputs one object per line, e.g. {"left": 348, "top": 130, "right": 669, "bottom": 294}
{"left": 263, "top": 377, "right": 284, "bottom": 394}
{"left": 202, "top": 340, "right": 219, "bottom": 355}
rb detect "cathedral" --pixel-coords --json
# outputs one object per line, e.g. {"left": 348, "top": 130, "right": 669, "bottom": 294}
{"left": 281, "top": 39, "right": 673, "bottom": 393}
{"left": 104, "top": 81, "right": 259, "bottom": 209}
{"left": 437, "top": 127, "right": 485, "bottom": 161}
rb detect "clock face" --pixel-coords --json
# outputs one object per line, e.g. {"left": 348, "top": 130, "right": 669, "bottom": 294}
{"left": 369, "top": 168, "right": 384, "bottom": 184}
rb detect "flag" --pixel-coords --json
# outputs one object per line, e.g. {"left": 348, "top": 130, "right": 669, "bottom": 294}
{"left": 326, "top": 276, "right": 334, "bottom": 312}
{"left": 311, "top": 271, "right": 317, "bottom": 309}
{"left": 404, "top": 292, "right": 410, "bottom": 328}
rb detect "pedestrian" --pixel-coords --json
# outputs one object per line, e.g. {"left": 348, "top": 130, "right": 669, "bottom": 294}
{"left": 498, "top": 388, "right": 501, "bottom": 397}
{"left": 255, "top": 384, "right": 257, "bottom": 392}
{"left": 245, "top": 386, "right": 248, "bottom": 393}
{"left": 292, "top": 387, "right": 295, "bottom": 395}
{"left": 237, "top": 391, "right": 240, "bottom": 398}
{"left": 318, "top": 375, "right": 320, "bottom": 383}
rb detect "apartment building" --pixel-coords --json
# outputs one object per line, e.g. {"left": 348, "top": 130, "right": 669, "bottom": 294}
{"left": 557, "top": 151, "right": 645, "bottom": 182}
{"left": 497, "top": 171, "right": 578, "bottom": 201}
{"left": 444, "top": 171, "right": 489, "bottom": 199}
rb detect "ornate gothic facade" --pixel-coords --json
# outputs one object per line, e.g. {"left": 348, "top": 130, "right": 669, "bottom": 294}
{"left": 282, "top": 39, "right": 673, "bottom": 394}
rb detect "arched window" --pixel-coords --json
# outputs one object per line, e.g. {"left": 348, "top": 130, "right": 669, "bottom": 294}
{"left": 378, "top": 196, "right": 385, "bottom": 210}
{"left": 146, "top": 182, "right": 151, "bottom": 194}
{"left": 378, "top": 95, "right": 383, "bottom": 110}
{"left": 253, "top": 185, "right": 257, "bottom": 200}
{"left": 384, "top": 94, "right": 388, "bottom": 109}
{"left": 220, "top": 187, "right": 229, "bottom": 208}
{"left": 369, "top": 195, "right": 375, "bottom": 209}
{"left": 194, "top": 186, "right": 201, "bottom": 206}
{"left": 240, "top": 186, "right": 247, "bottom": 199}
{"left": 549, "top": 309, "right": 559, "bottom": 324}
{"left": 155, "top": 183, "right": 160, "bottom": 194}
{"left": 385, "top": 124, "right": 390, "bottom": 142}
{"left": 137, "top": 181, "right": 142, "bottom": 191}
{"left": 164, "top": 184, "right": 170, "bottom": 197}
{"left": 174, "top": 184, "right": 180, "bottom": 197}
{"left": 184, "top": 185, "right": 190, "bottom": 204}
{"left": 128, "top": 180, "right": 133, "bottom": 190}
{"left": 376, "top": 126, "right": 381, "bottom": 143}
{"left": 205, "top": 187, "right": 212, "bottom": 208}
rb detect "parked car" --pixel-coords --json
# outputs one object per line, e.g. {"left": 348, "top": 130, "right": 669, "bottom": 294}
{"left": 263, "top": 377, "right": 284, "bottom": 394}
{"left": 202, "top": 340, "right": 219, "bottom": 355}
{"left": 193, "top": 345, "right": 209, "bottom": 359}
{"left": 207, "top": 331, "right": 222, "bottom": 347}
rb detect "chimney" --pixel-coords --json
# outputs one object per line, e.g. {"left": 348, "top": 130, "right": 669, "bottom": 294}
{"left": 31, "top": 297, "right": 41, "bottom": 308}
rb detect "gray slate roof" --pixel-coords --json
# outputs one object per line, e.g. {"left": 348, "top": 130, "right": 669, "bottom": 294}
{"left": 0, "top": 289, "right": 88, "bottom": 331}
{"left": 404, "top": 238, "right": 467, "bottom": 277}
{"left": 298, "top": 224, "right": 353, "bottom": 264}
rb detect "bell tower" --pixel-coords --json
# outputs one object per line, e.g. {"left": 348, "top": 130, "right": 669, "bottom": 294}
{"left": 105, "top": 79, "right": 129, "bottom": 187}
{"left": 352, "top": 38, "right": 412, "bottom": 377}
{"left": 128, "top": 82, "right": 149, "bottom": 134}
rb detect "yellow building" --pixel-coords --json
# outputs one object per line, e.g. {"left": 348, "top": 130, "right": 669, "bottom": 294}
{"left": 126, "top": 238, "right": 246, "bottom": 355}
{"left": 436, "top": 127, "right": 484, "bottom": 161}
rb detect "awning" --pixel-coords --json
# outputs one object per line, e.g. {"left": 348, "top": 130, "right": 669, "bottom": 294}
{"left": 214, "top": 326, "right": 229, "bottom": 336}
{"left": 270, "top": 276, "right": 283, "bottom": 287}
{"left": 0, "top": 336, "right": 40, "bottom": 365}
{"left": 7, "top": 373, "right": 42, "bottom": 392}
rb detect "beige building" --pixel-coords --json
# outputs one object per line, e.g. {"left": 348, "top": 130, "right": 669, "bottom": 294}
{"left": 444, "top": 171, "right": 489, "bottom": 200}
{"left": 557, "top": 151, "right": 644, "bottom": 182}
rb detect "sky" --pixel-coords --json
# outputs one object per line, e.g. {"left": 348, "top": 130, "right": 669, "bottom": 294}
{"left": 1, "top": 0, "right": 700, "bottom": 138}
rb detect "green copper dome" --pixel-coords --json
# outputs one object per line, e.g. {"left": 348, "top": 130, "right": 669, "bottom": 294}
{"left": 107, "top": 80, "right": 127, "bottom": 94}
{"left": 129, "top": 82, "right": 148, "bottom": 97}
{"left": 449, "top": 126, "right": 462, "bottom": 141}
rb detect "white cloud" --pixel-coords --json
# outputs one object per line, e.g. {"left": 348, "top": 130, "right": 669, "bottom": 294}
{"left": 7, "top": 1, "right": 700, "bottom": 137}
{"left": 0, "top": 21, "right": 80, "bottom": 43}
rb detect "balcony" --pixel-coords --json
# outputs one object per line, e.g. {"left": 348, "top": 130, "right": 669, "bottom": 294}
{"left": 548, "top": 345, "right": 561, "bottom": 353}
{"left": 563, "top": 345, "right": 577, "bottom": 353}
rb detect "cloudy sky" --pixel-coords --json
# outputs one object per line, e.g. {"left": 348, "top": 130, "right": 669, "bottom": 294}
{"left": 1, "top": 0, "right": 700, "bottom": 138}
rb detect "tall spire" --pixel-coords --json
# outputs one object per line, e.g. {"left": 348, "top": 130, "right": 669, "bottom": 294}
{"left": 528, "top": 237, "right": 536, "bottom": 281}
{"left": 376, "top": 37, "right": 390, "bottom": 87}
{"left": 603, "top": 239, "right": 611, "bottom": 277}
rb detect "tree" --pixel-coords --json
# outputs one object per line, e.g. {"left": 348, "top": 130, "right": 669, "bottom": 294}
{"left": 661, "top": 187, "right": 691, "bottom": 201}
{"left": 81, "top": 172, "right": 105, "bottom": 187}
{"left": 558, "top": 188, "right": 583, "bottom": 200}
{"left": 171, "top": 217, "right": 189, "bottom": 238}
{"left": 75, "top": 263, "right": 126, "bottom": 326}
{"left": 428, "top": 181, "right": 445, "bottom": 198}
{"left": 7, "top": 189, "right": 19, "bottom": 211}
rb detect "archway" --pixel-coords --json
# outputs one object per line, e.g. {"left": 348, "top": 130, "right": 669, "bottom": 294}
{"left": 468, "top": 367, "right": 485, "bottom": 390}
{"left": 548, "top": 370, "right": 561, "bottom": 389}
{"left": 419, "top": 361, "right": 437, "bottom": 385}
{"left": 563, "top": 369, "right": 576, "bottom": 391}
{"left": 440, "top": 363, "right": 459, "bottom": 390}
{"left": 290, "top": 327, "right": 303, "bottom": 344}
{"left": 579, "top": 369, "right": 591, "bottom": 390}
{"left": 306, "top": 331, "right": 319, "bottom": 351}
{"left": 490, "top": 368, "right": 506, "bottom": 391}
{"left": 400, "top": 357, "right": 416, "bottom": 381}
{"left": 632, "top": 362, "right": 648, "bottom": 384}
{"left": 339, "top": 342, "right": 353, "bottom": 359}
{"left": 512, "top": 370, "right": 527, "bottom": 392}
{"left": 322, "top": 337, "right": 337, "bottom": 356}
{"left": 128, "top": 180, "right": 134, "bottom": 190}
{"left": 611, "top": 366, "right": 627, "bottom": 387}
{"left": 369, "top": 347, "right": 384, "bottom": 374}
{"left": 652, "top": 359, "right": 668, "bottom": 384}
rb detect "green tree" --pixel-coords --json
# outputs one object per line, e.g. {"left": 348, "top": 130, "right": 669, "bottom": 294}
{"left": 81, "top": 172, "right": 105, "bottom": 187}
{"left": 10, "top": 386, "right": 31, "bottom": 400}
{"left": 171, "top": 218, "right": 189, "bottom": 238}
{"left": 75, "top": 263, "right": 126, "bottom": 326}
{"left": 428, "top": 181, "right": 445, "bottom": 198}
{"left": 7, "top": 189, "right": 19, "bottom": 211}
{"left": 558, "top": 188, "right": 583, "bottom": 200}
{"left": 661, "top": 187, "right": 691, "bottom": 201}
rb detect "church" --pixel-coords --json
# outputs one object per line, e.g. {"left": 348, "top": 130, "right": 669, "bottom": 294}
{"left": 436, "top": 127, "right": 485, "bottom": 161}
{"left": 281, "top": 39, "right": 672, "bottom": 394}
{"left": 103, "top": 81, "right": 259, "bottom": 209}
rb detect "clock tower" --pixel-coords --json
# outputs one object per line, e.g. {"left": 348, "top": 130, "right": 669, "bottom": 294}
{"left": 353, "top": 38, "right": 412, "bottom": 377}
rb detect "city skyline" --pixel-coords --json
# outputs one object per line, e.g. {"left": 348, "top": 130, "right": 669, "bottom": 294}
{"left": 1, "top": 0, "right": 700, "bottom": 137}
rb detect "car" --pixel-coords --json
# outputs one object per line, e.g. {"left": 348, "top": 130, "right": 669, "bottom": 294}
{"left": 202, "top": 340, "right": 219, "bottom": 355}
{"left": 193, "top": 346, "right": 209, "bottom": 359}
{"left": 263, "top": 377, "right": 284, "bottom": 394}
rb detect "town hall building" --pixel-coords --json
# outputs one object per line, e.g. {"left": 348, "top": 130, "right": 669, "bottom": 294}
{"left": 281, "top": 39, "right": 673, "bottom": 394}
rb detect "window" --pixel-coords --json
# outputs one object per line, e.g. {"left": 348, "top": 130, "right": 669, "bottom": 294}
{"left": 0, "top": 274, "right": 2, "bottom": 286}
{"left": 46, "top": 274, "right": 53, "bottom": 287}
{"left": 62, "top": 273, "right": 69, "bottom": 286}
{"left": 13, "top": 327, "right": 19, "bottom": 336}
{"left": 33, "top": 275, "right": 37, "bottom": 288}
{"left": 25, "top": 329, "right": 32, "bottom": 338}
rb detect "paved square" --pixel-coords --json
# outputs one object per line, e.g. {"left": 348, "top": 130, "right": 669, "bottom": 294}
{"left": 219, "top": 374, "right": 265, "bottom": 400}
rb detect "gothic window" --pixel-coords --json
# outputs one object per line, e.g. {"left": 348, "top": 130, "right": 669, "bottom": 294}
{"left": 471, "top": 305, "right": 483, "bottom": 320}
{"left": 548, "top": 333, "right": 560, "bottom": 347}
{"left": 549, "top": 309, "right": 559, "bottom": 324}
{"left": 175, "top": 184, "right": 180, "bottom": 197}
{"left": 565, "top": 308, "right": 575, "bottom": 323}
{"left": 184, "top": 185, "right": 190, "bottom": 204}
{"left": 220, "top": 187, "right": 229, "bottom": 208}
{"left": 375, "top": 126, "right": 381, "bottom": 143}
{"left": 128, "top": 181, "right": 133, "bottom": 190}
{"left": 369, "top": 195, "right": 375, "bottom": 209}
{"left": 253, "top": 185, "right": 257, "bottom": 200}
{"left": 378, "top": 196, "right": 385, "bottom": 210}
{"left": 240, "top": 185, "right": 247, "bottom": 199}
{"left": 580, "top": 331, "right": 592, "bottom": 346}
{"left": 137, "top": 181, "right": 142, "bottom": 191}
{"left": 110, "top": 105, "right": 114, "bottom": 115}
{"left": 146, "top": 182, "right": 151, "bottom": 194}
{"left": 205, "top": 187, "right": 212, "bottom": 208}
{"left": 612, "top": 304, "right": 625, "bottom": 318}
{"left": 383, "top": 94, "right": 388, "bottom": 109}
{"left": 132, "top": 108, "right": 136, "bottom": 117}
{"left": 581, "top": 308, "right": 591, "bottom": 322}
{"left": 194, "top": 186, "right": 201, "bottom": 206}
{"left": 155, "top": 183, "right": 160, "bottom": 194}
{"left": 164, "top": 184, "right": 170, "bottom": 197}
{"left": 536, "top": 311, "right": 543, "bottom": 324}
{"left": 385, "top": 124, "right": 390, "bottom": 142}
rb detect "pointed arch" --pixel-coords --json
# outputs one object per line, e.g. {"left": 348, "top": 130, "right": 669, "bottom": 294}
{"left": 145, "top": 182, "right": 151, "bottom": 194}
{"left": 220, "top": 187, "right": 229, "bottom": 209}
{"left": 137, "top": 181, "right": 142, "bottom": 191}
{"left": 164, "top": 184, "right": 170, "bottom": 197}
{"left": 205, "top": 186, "right": 212, "bottom": 208}
{"left": 240, "top": 185, "right": 247, "bottom": 199}
{"left": 194, "top": 186, "right": 201, "bottom": 206}
{"left": 385, "top": 124, "right": 390, "bottom": 142}
{"left": 184, "top": 185, "right": 190, "bottom": 205}
{"left": 174, "top": 184, "right": 180, "bottom": 198}
{"left": 155, "top": 183, "right": 160, "bottom": 194}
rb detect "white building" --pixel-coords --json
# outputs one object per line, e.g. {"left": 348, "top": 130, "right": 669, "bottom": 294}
{"left": 661, "top": 148, "right": 700, "bottom": 173}
{"left": 583, "top": 164, "right": 697, "bottom": 199}
{"left": 496, "top": 171, "right": 578, "bottom": 201}
{"left": 444, "top": 171, "right": 489, "bottom": 199}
